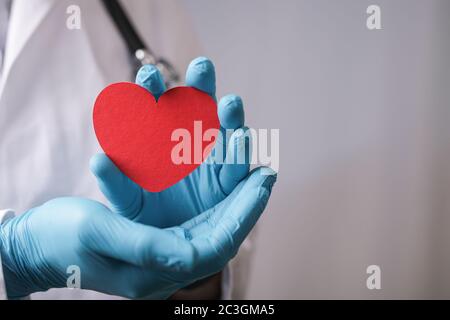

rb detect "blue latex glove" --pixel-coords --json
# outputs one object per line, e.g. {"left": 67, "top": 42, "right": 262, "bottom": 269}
{"left": 0, "top": 168, "right": 276, "bottom": 299}
{"left": 90, "top": 57, "right": 256, "bottom": 227}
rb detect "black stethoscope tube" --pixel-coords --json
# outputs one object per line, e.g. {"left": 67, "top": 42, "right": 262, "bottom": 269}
{"left": 101, "top": 0, "right": 150, "bottom": 57}
{"left": 101, "top": 0, "right": 179, "bottom": 86}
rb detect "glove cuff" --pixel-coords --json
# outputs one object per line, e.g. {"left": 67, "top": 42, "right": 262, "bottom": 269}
{"left": 0, "top": 209, "right": 15, "bottom": 300}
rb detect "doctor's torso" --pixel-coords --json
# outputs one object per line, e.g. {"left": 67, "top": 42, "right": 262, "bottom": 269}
{"left": 0, "top": 0, "right": 200, "bottom": 299}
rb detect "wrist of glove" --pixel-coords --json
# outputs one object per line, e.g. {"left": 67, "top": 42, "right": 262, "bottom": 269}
{"left": 0, "top": 212, "right": 59, "bottom": 299}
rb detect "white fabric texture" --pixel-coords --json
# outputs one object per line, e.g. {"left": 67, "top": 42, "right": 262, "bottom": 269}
{"left": 0, "top": 0, "right": 12, "bottom": 75}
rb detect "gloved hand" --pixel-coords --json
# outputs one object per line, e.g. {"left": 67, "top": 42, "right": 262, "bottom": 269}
{"left": 90, "top": 57, "right": 258, "bottom": 227}
{"left": 0, "top": 167, "right": 276, "bottom": 299}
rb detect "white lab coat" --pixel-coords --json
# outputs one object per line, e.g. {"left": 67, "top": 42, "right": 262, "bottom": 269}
{"left": 0, "top": 0, "right": 212, "bottom": 299}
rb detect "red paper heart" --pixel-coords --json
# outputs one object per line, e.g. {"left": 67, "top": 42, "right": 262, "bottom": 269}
{"left": 93, "top": 83, "right": 219, "bottom": 192}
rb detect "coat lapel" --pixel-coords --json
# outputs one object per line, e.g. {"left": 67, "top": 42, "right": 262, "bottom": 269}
{"left": 0, "top": 0, "right": 56, "bottom": 88}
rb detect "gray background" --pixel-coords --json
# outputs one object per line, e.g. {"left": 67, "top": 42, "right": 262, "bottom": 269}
{"left": 182, "top": 0, "right": 450, "bottom": 299}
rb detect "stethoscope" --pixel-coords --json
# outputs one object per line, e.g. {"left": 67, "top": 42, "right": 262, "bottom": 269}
{"left": 101, "top": 0, "right": 180, "bottom": 88}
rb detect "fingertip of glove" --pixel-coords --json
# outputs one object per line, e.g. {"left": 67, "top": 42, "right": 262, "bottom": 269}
{"left": 262, "top": 173, "right": 277, "bottom": 192}
{"left": 256, "top": 167, "right": 277, "bottom": 199}
{"left": 189, "top": 56, "right": 215, "bottom": 74}
{"left": 136, "top": 64, "right": 160, "bottom": 81}
{"left": 220, "top": 94, "right": 242, "bottom": 106}
{"left": 218, "top": 95, "right": 245, "bottom": 129}
{"left": 135, "top": 64, "right": 165, "bottom": 98}
{"left": 186, "top": 57, "right": 216, "bottom": 99}
{"left": 89, "top": 153, "right": 113, "bottom": 177}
